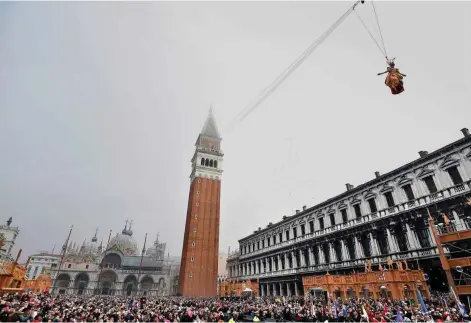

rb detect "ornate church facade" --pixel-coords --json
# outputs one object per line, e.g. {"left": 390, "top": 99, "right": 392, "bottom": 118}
{"left": 51, "top": 223, "right": 176, "bottom": 296}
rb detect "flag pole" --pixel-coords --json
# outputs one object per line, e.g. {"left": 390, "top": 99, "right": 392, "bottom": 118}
{"left": 136, "top": 233, "right": 147, "bottom": 296}
{"left": 106, "top": 229, "right": 112, "bottom": 249}
{"left": 51, "top": 225, "right": 73, "bottom": 296}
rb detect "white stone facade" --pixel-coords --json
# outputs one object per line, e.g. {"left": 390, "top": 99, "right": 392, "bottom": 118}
{"left": 0, "top": 218, "right": 19, "bottom": 260}
{"left": 227, "top": 128, "right": 471, "bottom": 295}
{"left": 26, "top": 253, "right": 60, "bottom": 280}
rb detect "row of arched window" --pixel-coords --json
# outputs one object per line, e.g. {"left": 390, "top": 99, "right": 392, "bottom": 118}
{"left": 201, "top": 158, "right": 218, "bottom": 168}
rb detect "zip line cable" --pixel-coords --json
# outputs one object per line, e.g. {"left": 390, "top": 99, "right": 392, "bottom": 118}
{"left": 353, "top": 9, "right": 387, "bottom": 58}
{"left": 229, "top": 1, "right": 364, "bottom": 128}
{"left": 371, "top": 1, "right": 388, "bottom": 58}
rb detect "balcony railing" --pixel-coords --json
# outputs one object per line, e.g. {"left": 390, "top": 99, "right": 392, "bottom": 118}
{"left": 239, "top": 181, "right": 470, "bottom": 260}
{"left": 233, "top": 247, "right": 437, "bottom": 280}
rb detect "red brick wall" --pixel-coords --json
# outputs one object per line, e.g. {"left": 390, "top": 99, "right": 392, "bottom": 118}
{"left": 179, "top": 177, "right": 221, "bottom": 296}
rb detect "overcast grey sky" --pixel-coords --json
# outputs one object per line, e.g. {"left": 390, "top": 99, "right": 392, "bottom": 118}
{"left": 1, "top": 1, "right": 470, "bottom": 261}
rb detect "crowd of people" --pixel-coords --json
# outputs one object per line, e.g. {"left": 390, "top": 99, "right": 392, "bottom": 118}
{"left": 0, "top": 291, "right": 469, "bottom": 322}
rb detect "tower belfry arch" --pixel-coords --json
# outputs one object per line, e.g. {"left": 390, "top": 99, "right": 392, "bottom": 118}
{"left": 179, "top": 108, "right": 223, "bottom": 297}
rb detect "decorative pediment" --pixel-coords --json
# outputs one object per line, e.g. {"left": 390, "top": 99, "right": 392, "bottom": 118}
{"left": 351, "top": 199, "right": 361, "bottom": 205}
{"left": 349, "top": 195, "right": 361, "bottom": 203}
{"left": 307, "top": 213, "right": 314, "bottom": 220}
{"left": 364, "top": 191, "right": 376, "bottom": 200}
{"left": 439, "top": 155, "right": 459, "bottom": 170}
{"left": 416, "top": 167, "right": 434, "bottom": 179}
{"left": 380, "top": 185, "right": 393, "bottom": 193}
{"left": 397, "top": 175, "right": 412, "bottom": 187}
{"left": 317, "top": 213, "right": 324, "bottom": 219}
{"left": 338, "top": 203, "right": 347, "bottom": 210}
{"left": 290, "top": 221, "right": 297, "bottom": 228}
{"left": 464, "top": 148, "right": 471, "bottom": 159}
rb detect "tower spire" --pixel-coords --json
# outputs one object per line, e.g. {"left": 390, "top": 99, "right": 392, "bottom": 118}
{"left": 200, "top": 107, "right": 220, "bottom": 139}
{"left": 92, "top": 228, "right": 98, "bottom": 242}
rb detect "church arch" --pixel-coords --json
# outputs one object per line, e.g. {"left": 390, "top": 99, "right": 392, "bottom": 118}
{"left": 98, "top": 270, "right": 117, "bottom": 295}
{"left": 101, "top": 253, "right": 121, "bottom": 269}
{"left": 214, "top": 160, "right": 218, "bottom": 168}
{"left": 205, "top": 159, "right": 209, "bottom": 166}
{"left": 201, "top": 158, "right": 205, "bottom": 165}
{"left": 56, "top": 273, "right": 71, "bottom": 293}
{"left": 140, "top": 276, "right": 154, "bottom": 295}
{"left": 209, "top": 159, "right": 214, "bottom": 167}
{"left": 74, "top": 272, "right": 90, "bottom": 295}
{"left": 123, "top": 275, "right": 138, "bottom": 296}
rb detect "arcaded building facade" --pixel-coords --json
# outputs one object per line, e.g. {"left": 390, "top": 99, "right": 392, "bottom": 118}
{"left": 179, "top": 109, "right": 223, "bottom": 296}
{"left": 51, "top": 224, "right": 175, "bottom": 296}
{"left": 226, "top": 128, "right": 471, "bottom": 296}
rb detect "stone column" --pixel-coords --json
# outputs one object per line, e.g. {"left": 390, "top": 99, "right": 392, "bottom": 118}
{"left": 355, "top": 236, "right": 364, "bottom": 258}
{"left": 370, "top": 233, "right": 379, "bottom": 256}
{"left": 330, "top": 243, "right": 337, "bottom": 263}
{"left": 294, "top": 282, "right": 299, "bottom": 296}
{"left": 406, "top": 222, "right": 419, "bottom": 249}
{"left": 271, "top": 257, "right": 276, "bottom": 272}
{"left": 279, "top": 282, "right": 283, "bottom": 296}
{"left": 341, "top": 239, "right": 349, "bottom": 260}
{"left": 277, "top": 254, "right": 282, "bottom": 271}
{"left": 308, "top": 246, "right": 315, "bottom": 266}
{"left": 318, "top": 245, "right": 325, "bottom": 264}
{"left": 286, "top": 282, "right": 291, "bottom": 296}
{"left": 272, "top": 283, "right": 277, "bottom": 296}
{"left": 386, "top": 228, "right": 398, "bottom": 253}
{"left": 292, "top": 251, "right": 298, "bottom": 268}
{"left": 261, "top": 284, "right": 265, "bottom": 296}
{"left": 451, "top": 210, "right": 465, "bottom": 230}
{"left": 299, "top": 249, "right": 305, "bottom": 267}
{"left": 284, "top": 253, "right": 290, "bottom": 269}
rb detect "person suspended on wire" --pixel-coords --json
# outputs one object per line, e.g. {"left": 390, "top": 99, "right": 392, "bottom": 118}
{"left": 377, "top": 59, "right": 406, "bottom": 95}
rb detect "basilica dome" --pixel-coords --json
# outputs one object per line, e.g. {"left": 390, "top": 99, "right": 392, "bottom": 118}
{"left": 108, "top": 226, "right": 138, "bottom": 256}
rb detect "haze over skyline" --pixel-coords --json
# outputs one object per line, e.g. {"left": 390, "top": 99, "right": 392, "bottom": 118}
{"left": 1, "top": 1, "right": 470, "bottom": 261}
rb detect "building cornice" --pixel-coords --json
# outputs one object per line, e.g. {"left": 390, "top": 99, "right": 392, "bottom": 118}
{"left": 239, "top": 135, "right": 471, "bottom": 243}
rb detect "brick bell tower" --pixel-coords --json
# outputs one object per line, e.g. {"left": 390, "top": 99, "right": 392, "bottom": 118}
{"left": 178, "top": 108, "right": 223, "bottom": 297}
